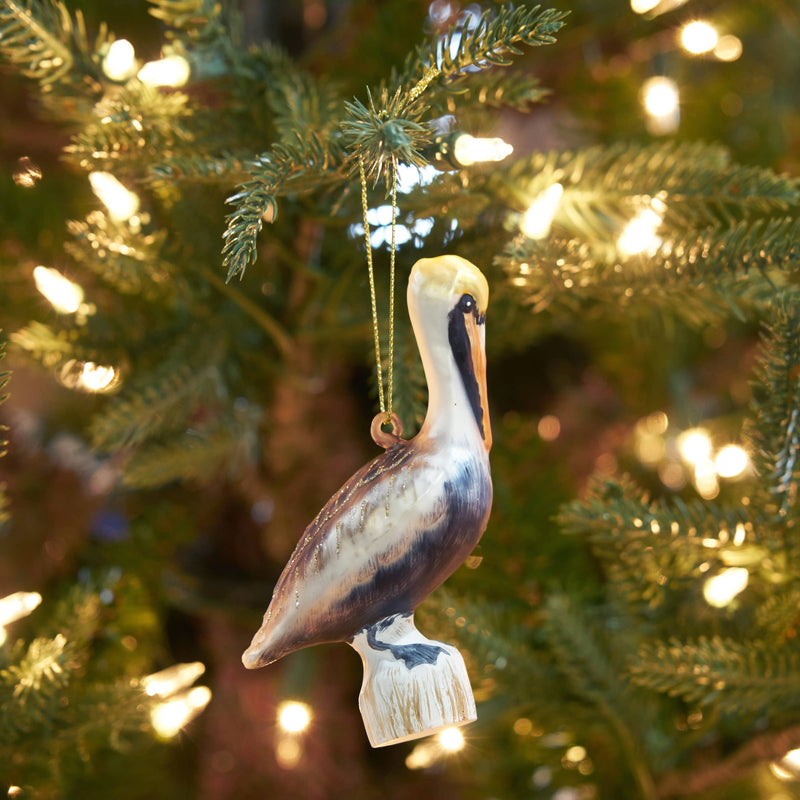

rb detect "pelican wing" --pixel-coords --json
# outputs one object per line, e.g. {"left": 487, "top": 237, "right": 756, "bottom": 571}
{"left": 244, "top": 440, "right": 451, "bottom": 667}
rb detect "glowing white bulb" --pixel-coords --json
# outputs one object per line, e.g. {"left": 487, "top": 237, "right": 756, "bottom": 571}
{"left": 0, "top": 592, "right": 42, "bottom": 627}
{"left": 630, "top": 0, "right": 659, "bottom": 13}
{"left": 452, "top": 134, "right": 513, "bottom": 167}
{"left": 618, "top": 199, "right": 665, "bottom": 257}
{"left": 713, "top": 35, "right": 742, "bottom": 62}
{"left": 151, "top": 686, "right": 211, "bottom": 738}
{"left": 277, "top": 701, "right": 312, "bottom": 733}
{"left": 772, "top": 749, "right": 800, "bottom": 780}
{"left": 694, "top": 458, "right": 719, "bottom": 499}
{"left": 681, "top": 21, "right": 719, "bottom": 55}
{"left": 678, "top": 429, "right": 712, "bottom": 465}
{"left": 89, "top": 171, "right": 140, "bottom": 222}
{"left": 715, "top": 445, "right": 749, "bottom": 479}
{"left": 142, "top": 662, "right": 206, "bottom": 698}
{"left": 0, "top": 592, "right": 42, "bottom": 647}
{"left": 79, "top": 362, "right": 119, "bottom": 393}
{"left": 641, "top": 77, "right": 680, "bottom": 135}
{"left": 103, "top": 39, "right": 136, "bottom": 81}
{"left": 565, "top": 745, "right": 587, "bottom": 763}
{"left": 137, "top": 55, "right": 191, "bottom": 87}
{"left": 438, "top": 726, "right": 465, "bottom": 752}
{"left": 33, "top": 266, "right": 84, "bottom": 313}
{"left": 520, "top": 183, "right": 564, "bottom": 239}
{"left": 703, "top": 567, "right": 749, "bottom": 608}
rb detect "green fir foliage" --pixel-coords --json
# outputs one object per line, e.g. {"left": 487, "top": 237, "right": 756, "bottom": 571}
{"left": 4, "top": 1, "right": 800, "bottom": 798}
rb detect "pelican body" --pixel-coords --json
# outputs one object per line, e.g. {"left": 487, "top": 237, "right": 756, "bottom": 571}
{"left": 243, "top": 255, "right": 492, "bottom": 746}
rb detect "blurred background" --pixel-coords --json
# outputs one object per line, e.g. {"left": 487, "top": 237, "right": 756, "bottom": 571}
{"left": 2, "top": 1, "right": 800, "bottom": 798}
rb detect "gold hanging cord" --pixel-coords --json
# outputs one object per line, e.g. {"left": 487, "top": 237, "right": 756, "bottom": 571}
{"left": 359, "top": 155, "right": 399, "bottom": 442}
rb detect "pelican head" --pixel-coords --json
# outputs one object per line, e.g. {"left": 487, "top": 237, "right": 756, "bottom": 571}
{"left": 408, "top": 255, "right": 491, "bottom": 451}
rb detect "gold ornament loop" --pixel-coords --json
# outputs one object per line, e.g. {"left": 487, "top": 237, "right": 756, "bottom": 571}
{"left": 370, "top": 412, "right": 403, "bottom": 449}
{"left": 359, "top": 154, "right": 398, "bottom": 429}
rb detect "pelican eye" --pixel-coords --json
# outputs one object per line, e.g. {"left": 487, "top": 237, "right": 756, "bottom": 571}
{"left": 457, "top": 294, "right": 476, "bottom": 314}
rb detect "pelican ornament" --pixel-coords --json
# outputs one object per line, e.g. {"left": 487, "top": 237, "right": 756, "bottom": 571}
{"left": 243, "top": 255, "right": 492, "bottom": 747}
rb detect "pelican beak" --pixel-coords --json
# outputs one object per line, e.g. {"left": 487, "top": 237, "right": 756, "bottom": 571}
{"left": 465, "top": 310, "right": 492, "bottom": 452}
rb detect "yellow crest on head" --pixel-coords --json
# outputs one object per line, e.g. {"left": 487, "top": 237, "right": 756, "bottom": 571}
{"left": 409, "top": 255, "right": 489, "bottom": 314}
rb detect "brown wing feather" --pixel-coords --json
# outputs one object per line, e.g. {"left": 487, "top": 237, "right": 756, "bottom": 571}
{"left": 244, "top": 440, "right": 420, "bottom": 666}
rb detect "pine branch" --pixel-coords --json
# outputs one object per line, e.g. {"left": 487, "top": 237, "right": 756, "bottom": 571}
{"left": 746, "top": 295, "right": 800, "bottom": 519}
{"left": 121, "top": 405, "right": 261, "bottom": 487}
{"left": 418, "top": 587, "right": 557, "bottom": 704}
{"left": 543, "top": 594, "right": 660, "bottom": 800}
{"left": 543, "top": 594, "right": 629, "bottom": 706}
{"left": 630, "top": 636, "right": 800, "bottom": 714}
{"left": 396, "top": 4, "right": 568, "bottom": 91}
{"left": 11, "top": 321, "right": 98, "bottom": 369}
{"left": 147, "top": 0, "right": 225, "bottom": 37}
{"left": 88, "top": 336, "right": 225, "bottom": 452}
{"left": 0, "top": 0, "right": 74, "bottom": 84}
{"left": 499, "top": 142, "right": 800, "bottom": 234}
{"left": 432, "top": 68, "right": 549, "bottom": 112}
{"left": 753, "top": 586, "right": 800, "bottom": 641}
{"left": 497, "top": 218, "right": 799, "bottom": 323}
{"left": 0, "top": 0, "right": 114, "bottom": 104}
{"left": 65, "top": 212, "right": 180, "bottom": 301}
{"left": 65, "top": 83, "right": 193, "bottom": 170}
{"left": 148, "top": 151, "right": 251, "bottom": 187}
{"left": 558, "top": 476, "right": 761, "bottom": 610}
{"left": 222, "top": 129, "right": 344, "bottom": 281}
{"left": 656, "top": 723, "right": 800, "bottom": 798}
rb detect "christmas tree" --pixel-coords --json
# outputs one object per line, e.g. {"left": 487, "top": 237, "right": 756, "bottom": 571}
{"left": 2, "top": 0, "right": 800, "bottom": 797}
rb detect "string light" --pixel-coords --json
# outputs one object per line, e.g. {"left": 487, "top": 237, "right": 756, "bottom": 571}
{"left": 678, "top": 428, "right": 712, "bottom": 465}
{"left": 142, "top": 662, "right": 206, "bottom": 698}
{"left": 0, "top": 591, "right": 42, "bottom": 646}
{"left": 520, "top": 183, "right": 564, "bottom": 239}
{"left": 538, "top": 415, "right": 561, "bottom": 442}
{"left": 713, "top": 35, "right": 743, "bottom": 62}
{"left": 103, "top": 39, "right": 136, "bottom": 81}
{"left": 277, "top": 700, "right": 312, "bottom": 733}
{"left": 618, "top": 198, "right": 665, "bottom": 257}
{"left": 703, "top": 567, "right": 748, "bottom": 608}
{"left": 151, "top": 686, "right": 212, "bottom": 738}
{"left": 680, "top": 21, "right": 719, "bottom": 55}
{"left": 32, "top": 266, "right": 84, "bottom": 314}
{"left": 451, "top": 134, "right": 513, "bottom": 167}
{"left": 13, "top": 156, "right": 42, "bottom": 188}
{"left": 89, "top": 172, "right": 140, "bottom": 222}
{"left": 694, "top": 458, "right": 719, "bottom": 500}
{"left": 641, "top": 77, "right": 680, "bottom": 135}
{"left": 715, "top": 445, "right": 749, "bottom": 478}
{"left": 137, "top": 55, "right": 191, "bottom": 87}
{"left": 438, "top": 726, "right": 465, "bottom": 752}
{"left": 58, "top": 360, "right": 121, "bottom": 394}
{"left": 405, "top": 726, "right": 467, "bottom": 769}
{"left": 630, "top": 0, "right": 688, "bottom": 15}
{"left": 630, "top": 0, "right": 659, "bottom": 13}
{"left": 772, "top": 749, "right": 800, "bottom": 781}
{"left": 78, "top": 363, "right": 119, "bottom": 392}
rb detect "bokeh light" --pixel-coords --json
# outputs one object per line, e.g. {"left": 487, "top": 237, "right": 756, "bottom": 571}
{"left": 138, "top": 55, "right": 191, "bottom": 87}
{"left": 33, "top": 266, "right": 84, "bottom": 314}
{"left": 520, "top": 183, "right": 564, "bottom": 239}
{"left": 277, "top": 700, "right": 312, "bottom": 733}
{"left": 103, "top": 39, "right": 136, "bottom": 81}
{"left": 452, "top": 134, "right": 514, "bottom": 167}
{"left": 703, "top": 567, "right": 748, "bottom": 608}
{"left": 680, "top": 21, "right": 719, "bottom": 54}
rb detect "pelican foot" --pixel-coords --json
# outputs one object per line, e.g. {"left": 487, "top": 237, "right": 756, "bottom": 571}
{"left": 350, "top": 613, "right": 477, "bottom": 747}
{"left": 365, "top": 615, "right": 446, "bottom": 668}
